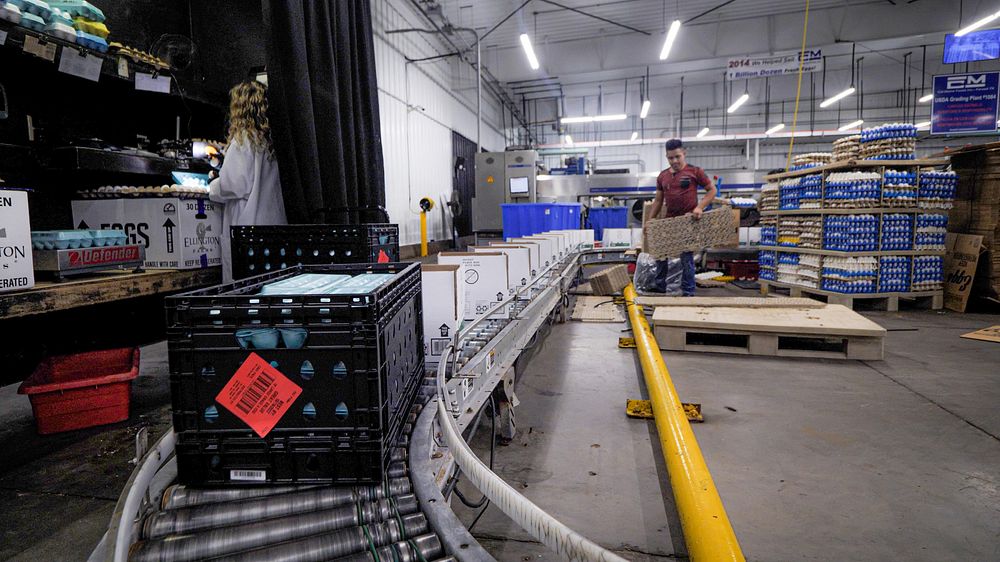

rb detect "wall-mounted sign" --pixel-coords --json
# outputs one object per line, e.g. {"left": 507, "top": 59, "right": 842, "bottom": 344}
{"left": 931, "top": 72, "right": 1000, "bottom": 135}
{"left": 944, "top": 31, "right": 1000, "bottom": 64}
{"left": 726, "top": 49, "right": 823, "bottom": 80}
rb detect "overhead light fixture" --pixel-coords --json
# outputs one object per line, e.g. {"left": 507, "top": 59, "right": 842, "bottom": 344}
{"left": 919, "top": 93, "right": 933, "bottom": 103}
{"left": 640, "top": 100, "right": 651, "bottom": 119}
{"left": 765, "top": 123, "right": 786, "bottom": 135}
{"left": 519, "top": 33, "right": 540, "bottom": 70}
{"left": 564, "top": 134, "right": 573, "bottom": 145}
{"left": 630, "top": 131, "right": 639, "bottom": 141}
{"left": 593, "top": 113, "right": 628, "bottom": 122}
{"left": 915, "top": 121, "right": 931, "bottom": 130}
{"left": 696, "top": 127, "right": 710, "bottom": 138}
{"left": 820, "top": 86, "right": 856, "bottom": 108}
{"left": 838, "top": 119, "right": 864, "bottom": 132}
{"left": 559, "top": 114, "right": 628, "bottom": 124}
{"left": 659, "top": 20, "right": 681, "bottom": 60}
{"left": 727, "top": 92, "right": 749, "bottom": 113}
{"left": 955, "top": 9, "right": 1000, "bottom": 36}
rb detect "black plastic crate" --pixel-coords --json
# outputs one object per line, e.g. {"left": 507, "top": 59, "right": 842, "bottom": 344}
{"left": 166, "top": 262, "right": 423, "bottom": 484}
{"left": 230, "top": 224, "right": 400, "bottom": 280}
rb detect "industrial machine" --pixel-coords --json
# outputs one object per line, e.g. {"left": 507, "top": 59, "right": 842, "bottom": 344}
{"left": 471, "top": 150, "right": 538, "bottom": 232}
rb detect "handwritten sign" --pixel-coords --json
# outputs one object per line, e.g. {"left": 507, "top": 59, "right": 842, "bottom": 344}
{"left": 135, "top": 72, "right": 171, "bottom": 94}
{"left": 24, "top": 35, "right": 57, "bottom": 62}
{"left": 58, "top": 48, "right": 103, "bottom": 82}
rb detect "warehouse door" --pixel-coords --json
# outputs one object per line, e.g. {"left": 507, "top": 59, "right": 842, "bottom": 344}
{"left": 451, "top": 131, "right": 476, "bottom": 236}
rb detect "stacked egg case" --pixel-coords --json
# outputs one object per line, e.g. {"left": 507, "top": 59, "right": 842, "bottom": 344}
{"left": 165, "top": 262, "right": 424, "bottom": 485}
{"left": 1, "top": 0, "right": 110, "bottom": 52}
{"left": 760, "top": 166, "right": 955, "bottom": 294}
{"left": 230, "top": 224, "right": 400, "bottom": 281}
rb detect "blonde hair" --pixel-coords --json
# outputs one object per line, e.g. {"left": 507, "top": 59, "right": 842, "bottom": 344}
{"left": 227, "top": 81, "right": 272, "bottom": 153}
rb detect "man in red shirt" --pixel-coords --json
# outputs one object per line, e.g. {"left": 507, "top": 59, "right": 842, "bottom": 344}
{"left": 648, "top": 139, "right": 717, "bottom": 295}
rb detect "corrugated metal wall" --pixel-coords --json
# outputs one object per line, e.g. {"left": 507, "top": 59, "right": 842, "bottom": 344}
{"left": 372, "top": 0, "right": 505, "bottom": 245}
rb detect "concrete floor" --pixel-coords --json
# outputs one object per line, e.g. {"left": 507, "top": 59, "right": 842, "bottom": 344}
{"left": 1, "top": 294, "right": 999, "bottom": 561}
{"left": 452, "top": 294, "right": 1000, "bottom": 561}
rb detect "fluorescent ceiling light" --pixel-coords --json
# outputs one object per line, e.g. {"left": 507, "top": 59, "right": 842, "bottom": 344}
{"left": 727, "top": 92, "right": 749, "bottom": 113}
{"left": 820, "top": 86, "right": 856, "bottom": 108}
{"left": 915, "top": 121, "right": 931, "bottom": 130}
{"left": 659, "top": 20, "right": 682, "bottom": 60}
{"left": 838, "top": 119, "right": 864, "bottom": 132}
{"left": 630, "top": 131, "right": 639, "bottom": 141}
{"left": 919, "top": 93, "right": 933, "bottom": 103}
{"left": 765, "top": 123, "right": 786, "bottom": 135}
{"left": 519, "top": 33, "right": 540, "bottom": 70}
{"left": 564, "top": 134, "right": 573, "bottom": 145}
{"left": 593, "top": 114, "right": 627, "bottom": 122}
{"left": 955, "top": 9, "right": 1000, "bottom": 36}
{"left": 696, "top": 127, "right": 710, "bottom": 138}
{"left": 560, "top": 114, "right": 628, "bottom": 124}
{"left": 640, "top": 100, "right": 651, "bottom": 119}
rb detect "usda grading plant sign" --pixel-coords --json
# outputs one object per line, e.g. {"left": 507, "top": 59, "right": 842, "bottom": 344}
{"left": 931, "top": 72, "right": 1000, "bottom": 134}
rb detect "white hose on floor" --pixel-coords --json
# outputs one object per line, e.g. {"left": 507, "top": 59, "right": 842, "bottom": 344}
{"left": 435, "top": 346, "right": 627, "bottom": 562}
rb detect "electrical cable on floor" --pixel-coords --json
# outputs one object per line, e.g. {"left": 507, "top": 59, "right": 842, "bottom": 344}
{"left": 452, "top": 395, "right": 496, "bottom": 510}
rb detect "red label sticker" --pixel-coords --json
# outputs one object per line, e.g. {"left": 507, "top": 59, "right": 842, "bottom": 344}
{"left": 377, "top": 249, "right": 390, "bottom": 263}
{"left": 216, "top": 353, "right": 302, "bottom": 438}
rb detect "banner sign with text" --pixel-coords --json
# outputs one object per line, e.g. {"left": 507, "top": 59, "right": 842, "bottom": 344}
{"left": 931, "top": 72, "right": 1000, "bottom": 135}
{"left": 726, "top": 49, "right": 823, "bottom": 80}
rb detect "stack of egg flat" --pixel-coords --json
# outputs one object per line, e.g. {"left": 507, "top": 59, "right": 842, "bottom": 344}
{"left": 832, "top": 135, "right": 861, "bottom": 161}
{"left": 50, "top": 0, "right": 108, "bottom": 52}
{"left": 10, "top": 0, "right": 50, "bottom": 31}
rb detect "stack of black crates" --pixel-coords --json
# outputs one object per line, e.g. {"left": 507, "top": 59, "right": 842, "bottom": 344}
{"left": 230, "top": 224, "right": 401, "bottom": 280}
{"left": 166, "top": 262, "right": 423, "bottom": 485}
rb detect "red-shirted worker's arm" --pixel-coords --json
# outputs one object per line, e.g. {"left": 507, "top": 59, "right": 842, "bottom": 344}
{"left": 649, "top": 177, "right": 665, "bottom": 220}
{"left": 692, "top": 168, "right": 717, "bottom": 219}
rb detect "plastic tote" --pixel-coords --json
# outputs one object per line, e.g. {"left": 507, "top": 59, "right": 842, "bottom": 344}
{"left": 501, "top": 203, "right": 582, "bottom": 238}
{"left": 586, "top": 207, "right": 628, "bottom": 241}
{"left": 18, "top": 348, "right": 140, "bottom": 434}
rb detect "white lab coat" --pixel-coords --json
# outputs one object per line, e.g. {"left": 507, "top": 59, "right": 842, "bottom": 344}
{"left": 208, "top": 138, "right": 287, "bottom": 283}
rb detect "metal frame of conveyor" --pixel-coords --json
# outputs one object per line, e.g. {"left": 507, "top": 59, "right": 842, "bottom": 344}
{"left": 93, "top": 248, "right": 637, "bottom": 562}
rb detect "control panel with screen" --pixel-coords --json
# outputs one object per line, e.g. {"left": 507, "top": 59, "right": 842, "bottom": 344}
{"left": 509, "top": 176, "right": 529, "bottom": 195}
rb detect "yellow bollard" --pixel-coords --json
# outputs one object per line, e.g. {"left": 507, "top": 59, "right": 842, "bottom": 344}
{"left": 624, "top": 283, "right": 745, "bottom": 562}
{"left": 420, "top": 211, "right": 428, "bottom": 257}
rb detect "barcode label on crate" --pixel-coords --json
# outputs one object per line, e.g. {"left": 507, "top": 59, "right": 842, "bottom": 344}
{"left": 230, "top": 469, "right": 266, "bottom": 482}
{"left": 216, "top": 353, "right": 302, "bottom": 438}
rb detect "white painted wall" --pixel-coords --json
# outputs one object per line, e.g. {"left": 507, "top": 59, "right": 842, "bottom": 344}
{"left": 372, "top": 0, "right": 506, "bottom": 246}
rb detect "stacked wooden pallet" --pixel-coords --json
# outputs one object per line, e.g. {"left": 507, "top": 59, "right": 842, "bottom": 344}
{"left": 649, "top": 297, "right": 886, "bottom": 360}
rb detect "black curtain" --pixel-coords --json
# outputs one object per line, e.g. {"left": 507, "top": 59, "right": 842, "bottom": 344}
{"left": 262, "top": 0, "right": 387, "bottom": 224}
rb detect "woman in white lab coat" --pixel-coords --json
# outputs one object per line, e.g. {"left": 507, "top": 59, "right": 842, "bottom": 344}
{"left": 209, "top": 80, "right": 287, "bottom": 283}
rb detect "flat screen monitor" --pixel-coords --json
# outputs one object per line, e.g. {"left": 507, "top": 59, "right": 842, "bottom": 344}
{"left": 509, "top": 176, "right": 529, "bottom": 195}
{"left": 944, "top": 31, "right": 1000, "bottom": 64}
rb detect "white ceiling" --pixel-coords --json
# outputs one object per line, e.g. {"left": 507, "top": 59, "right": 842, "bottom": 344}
{"left": 424, "top": 0, "right": 1000, "bottom": 141}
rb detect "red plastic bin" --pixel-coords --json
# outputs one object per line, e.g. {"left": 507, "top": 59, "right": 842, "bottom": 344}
{"left": 18, "top": 348, "right": 140, "bottom": 434}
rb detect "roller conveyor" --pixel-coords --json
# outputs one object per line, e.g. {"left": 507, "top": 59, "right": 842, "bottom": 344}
{"left": 93, "top": 247, "right": 636, "bottom": 562}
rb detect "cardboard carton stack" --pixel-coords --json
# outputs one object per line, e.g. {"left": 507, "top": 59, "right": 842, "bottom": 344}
{"left": 643, "top": 208, "right": 739, "bottom": 259}
{"left": 589, "top": 264, "right": 631, "bottom": 295}
{"left": 949, "top": 145, "right": 1000, "bottom": 298}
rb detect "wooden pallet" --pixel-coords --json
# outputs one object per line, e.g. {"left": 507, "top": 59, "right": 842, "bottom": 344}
{"left": 636, "top": 296, "right": 824, "bottom": 308}
{"left": 651, "top": 304, "right": 885, "bottom": 360}
{"left": 570, "top": 296, "right": 625, "bottom": 323}
{"left": 759, "top": 280, "right": 943, "bottom": 312}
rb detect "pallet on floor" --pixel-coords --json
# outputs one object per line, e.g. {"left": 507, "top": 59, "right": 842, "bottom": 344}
{"left": 571, "top": 296, "right": 625, "bottom": 323}
{"left": 759, "top": 280, "right": 943, "bottom": 312}
{"left": 636, "top": 296, "right": 824, "bottom": 308}
{"left": 651, "top": 304, "right": 886, "bottom": 360}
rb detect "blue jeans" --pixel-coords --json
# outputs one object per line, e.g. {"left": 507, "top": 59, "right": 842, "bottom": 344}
{"left": 681, "top": 251, "right": 696, "bottom": 296}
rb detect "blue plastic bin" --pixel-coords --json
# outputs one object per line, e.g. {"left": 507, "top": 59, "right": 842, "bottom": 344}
{"left": 501, "top": 203, "right": 582, "bottom": 238}
{"left": 586, "top": 207, "right": 628, "bottom": 241}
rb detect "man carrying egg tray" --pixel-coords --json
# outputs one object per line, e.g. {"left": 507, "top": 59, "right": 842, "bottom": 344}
{"left": 648, "top": 139, "right": 718, "bottom": 296}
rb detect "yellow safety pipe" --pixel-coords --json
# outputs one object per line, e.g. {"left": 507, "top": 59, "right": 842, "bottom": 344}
{"left": 419, "top": 211, "right": 428, "bottom": 257}
{"left": 623, "top": 283, "right": 745, "bottom": 562}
